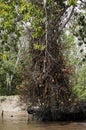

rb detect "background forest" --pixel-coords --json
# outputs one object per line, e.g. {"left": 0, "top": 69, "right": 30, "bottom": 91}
{"left": 0, "top": 0, "right": 86, "bottom": 103}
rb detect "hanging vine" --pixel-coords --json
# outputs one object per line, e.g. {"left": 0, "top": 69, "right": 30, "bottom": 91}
{"left": 19, "top": 1, "right": 81, "bottom": 120}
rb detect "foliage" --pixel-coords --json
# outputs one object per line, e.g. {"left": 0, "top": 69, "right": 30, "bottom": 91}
{"left": 0, "top": 0, "right": 86, "bottom": 110}
{"left": 19, "top": 0, "right": 78, "bottom": 116}
{"left": 0, "top": 0, "right": 29, "bottom": 95}
{"left": 63, "top": 31, "right": 86, "bottom": 100}
{"left": 63, "top": 1, "right": 86, "bottom": 101}
{"left": 0, "top": 50, "right": 21, "bottom": 95}
{"left": 73, "top": 66, "right": 86, "bottom": 100}
{"left": 67, "top": 0, "right": 77, "bottom": 6}
{"left": 72, "top": 7, "right": 86, "bottom": 100}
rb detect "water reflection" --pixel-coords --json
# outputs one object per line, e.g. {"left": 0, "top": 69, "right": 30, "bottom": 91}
{"left": 0, "top": 114, "right": 86, "bottom": 130}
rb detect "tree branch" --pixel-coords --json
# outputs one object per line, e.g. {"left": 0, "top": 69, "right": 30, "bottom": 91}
{"left": 80, "top": 0, "right": 86, "bottom": 4}
{"left": 60, "top": 6, "right": 75, "bottom": 33}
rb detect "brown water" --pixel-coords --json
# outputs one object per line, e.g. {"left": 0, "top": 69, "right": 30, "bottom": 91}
{"left": 0, "top": 112, "right": 86, "bottom": 130}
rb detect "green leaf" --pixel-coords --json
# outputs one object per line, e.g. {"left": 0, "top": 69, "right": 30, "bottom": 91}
{"left": 40, "top": 45, "right": 45, "bottom": 51}
{"left": 33, "top": 43, "right": 39, "bottom": 49}
{"left": 67, "top": 0, "right": 77, "bottom": 6}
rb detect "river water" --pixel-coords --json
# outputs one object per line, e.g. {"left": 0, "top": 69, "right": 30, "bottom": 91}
{"left": 0, "top": 112, "right": 86, "bottom": 130}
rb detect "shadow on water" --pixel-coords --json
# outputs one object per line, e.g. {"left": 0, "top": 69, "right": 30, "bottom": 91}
{"left": 0, "top": 114, "right": 86, "bottom": 130}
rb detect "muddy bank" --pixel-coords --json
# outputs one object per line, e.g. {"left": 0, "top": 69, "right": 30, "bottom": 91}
{"left": 27, "top": 102, "right": 86, "bottom": 121}
{"left": 0, "top": 96, "right": 28, "bottom": 118}
{"left": 0, "top": 96, "right": 86, "bottom": 122}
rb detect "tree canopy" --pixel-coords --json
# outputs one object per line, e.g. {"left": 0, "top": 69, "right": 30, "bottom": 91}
{"left": 0, "top": 0, "right": 86, "bottom": 116}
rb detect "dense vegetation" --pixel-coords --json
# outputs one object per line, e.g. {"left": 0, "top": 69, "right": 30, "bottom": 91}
{"left": 0, "top": 0, "right": 86, "bottom": 105}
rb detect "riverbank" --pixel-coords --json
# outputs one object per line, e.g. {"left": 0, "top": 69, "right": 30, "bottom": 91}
{"left": 0, "top": 96, "right": 86, "bottom": 122}
{"left": 0, "top": 96, "right": 28, "bottom": 118}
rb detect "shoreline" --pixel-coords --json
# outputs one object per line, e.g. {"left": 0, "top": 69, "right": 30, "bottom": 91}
{"left": 0, "top": 95, "right": 27, "bottom": 117}
{"left": 0, "top": 96, "right": 86, "bottom": 122}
